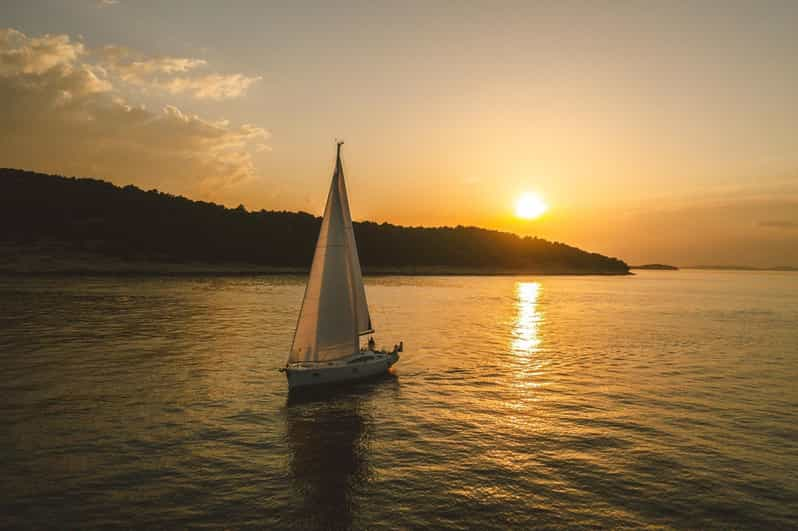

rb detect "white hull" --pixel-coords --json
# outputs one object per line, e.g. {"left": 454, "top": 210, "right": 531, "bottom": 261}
{"left": 285, "top": 350, "right": 399, "bottom": 389}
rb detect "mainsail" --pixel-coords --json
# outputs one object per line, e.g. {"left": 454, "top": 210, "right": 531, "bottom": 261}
{"left": 288, "top": 143, "right": 373, "bottom": 363}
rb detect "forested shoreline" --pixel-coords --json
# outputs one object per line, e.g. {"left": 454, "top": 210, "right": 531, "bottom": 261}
{"left": 0, "top": 169, "right": 629, "bottom": 275}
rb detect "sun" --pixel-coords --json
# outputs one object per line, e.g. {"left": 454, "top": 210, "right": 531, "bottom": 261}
{"left": 515, "top": 193, "right": 548, "bottom": 220}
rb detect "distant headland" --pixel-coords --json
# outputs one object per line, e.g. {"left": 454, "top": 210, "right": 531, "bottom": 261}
{"left": 0, "top": 169, "right": 630, "bottom": 276}
{"left": 631, "top": 264, "right": 679, "bottom": 271}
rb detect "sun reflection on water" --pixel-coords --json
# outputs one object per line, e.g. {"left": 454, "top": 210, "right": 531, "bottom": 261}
{"left": 512, "top": 282, "right": 542, "bottom": 356}
{"left": 507, "top": 280, "right": 548, "bottom": 400}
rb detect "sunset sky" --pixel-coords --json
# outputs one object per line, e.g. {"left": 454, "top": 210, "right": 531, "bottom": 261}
{"left": 2, "top": 1, "right": 797, "bottom": 267}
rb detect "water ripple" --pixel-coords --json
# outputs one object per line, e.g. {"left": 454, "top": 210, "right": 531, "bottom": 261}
{"left": 1, "top": 271, "right": 797, "bottom": 528}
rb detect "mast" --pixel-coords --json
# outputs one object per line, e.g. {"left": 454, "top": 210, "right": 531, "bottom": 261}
{"left": 287, "top": 142, "right": 373, "bottom": 364}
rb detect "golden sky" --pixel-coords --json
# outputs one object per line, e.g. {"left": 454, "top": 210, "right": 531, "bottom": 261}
{"left": 1, "top": 1, "right": 797, "bottom": 266}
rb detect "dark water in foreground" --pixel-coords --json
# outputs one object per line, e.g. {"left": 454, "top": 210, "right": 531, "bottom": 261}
{"left": 1, "top": 271, "right": 797, "bottom": 529}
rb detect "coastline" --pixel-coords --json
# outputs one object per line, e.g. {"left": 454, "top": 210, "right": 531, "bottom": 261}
{"left": 0, "top": 247, "right": 631, "bottom": 276}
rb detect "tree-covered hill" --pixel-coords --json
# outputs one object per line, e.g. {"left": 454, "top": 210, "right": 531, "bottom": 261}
{"left": 0, "top": 168, "right": 629, "bottom": 274}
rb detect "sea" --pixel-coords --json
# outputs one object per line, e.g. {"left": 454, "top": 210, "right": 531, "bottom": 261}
{"left": 1, "top": 270, "right": 796, "bottom": 529}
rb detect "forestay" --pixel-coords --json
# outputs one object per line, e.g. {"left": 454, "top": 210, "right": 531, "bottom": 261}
{"left": 288, "top": 144, "right": 372, "bottom": 363}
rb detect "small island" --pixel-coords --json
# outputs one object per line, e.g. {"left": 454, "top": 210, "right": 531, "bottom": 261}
{"left": 631, "top": 264, "right": 679, "bottom": 271}
{"left": 0, "top": 169, "right": 630, "bottom": 276}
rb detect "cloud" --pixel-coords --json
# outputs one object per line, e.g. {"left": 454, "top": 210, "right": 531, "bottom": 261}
{"left": 0, "top": 28, "right": 86, "bottom": 75}
{"left": 758, "top": 220, "right": 798, "bottom": 229}
{"left": 95, "top": 0, "right": 120, "bottom": 7}
{"left": 0, "top": 28, "right": 268, "bottom": 199}
{"left": 161, "top": 73, "right": 263, "bottom": 100}
{"left": 98, "top": 45, "right": 206, "bottom": 81}
{"left": 97, "top": 44, "right": 260, "bottom": 100}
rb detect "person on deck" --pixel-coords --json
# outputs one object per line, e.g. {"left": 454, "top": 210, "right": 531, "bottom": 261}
{"left": 368, "top": 336, "right": 375, "bottom": 351}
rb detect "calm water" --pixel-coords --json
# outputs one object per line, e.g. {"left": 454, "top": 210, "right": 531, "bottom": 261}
{"left": 1, "top": 271, "right": 797, "bottom": 529}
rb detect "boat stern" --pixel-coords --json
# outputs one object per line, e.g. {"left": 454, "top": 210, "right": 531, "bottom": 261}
{"left": 387, "top": 345, "right": 400, "bottom": 367}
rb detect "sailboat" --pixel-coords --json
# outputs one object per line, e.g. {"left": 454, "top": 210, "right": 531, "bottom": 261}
{"left": 282, "top": 142, "right": 401, "bottom": 389}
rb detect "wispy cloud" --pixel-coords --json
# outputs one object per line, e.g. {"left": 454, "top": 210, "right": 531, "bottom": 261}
{"left": 0, "top": 28, "right": 269, "bottom": 198}
{"left": 0, "top": 28, "right": 86, "bottom": 75}
{"left": 160, "top": 73, "right": 263, "bottom": 100}
{"left": 97, "top": 44, "right": 260, "bottom": 100}
{"left": 95, "top": 0, "right": 119, "bottom": 8}
{"left": 98, "top": 45, "right": 206, "bottom": 81}
{"left": 757, "top": 220, "right": 798, "bottom": 229}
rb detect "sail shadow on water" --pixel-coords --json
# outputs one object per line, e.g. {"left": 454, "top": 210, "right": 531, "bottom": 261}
{"left": 284, "top": 376, "right": 398, "bottom": 530}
